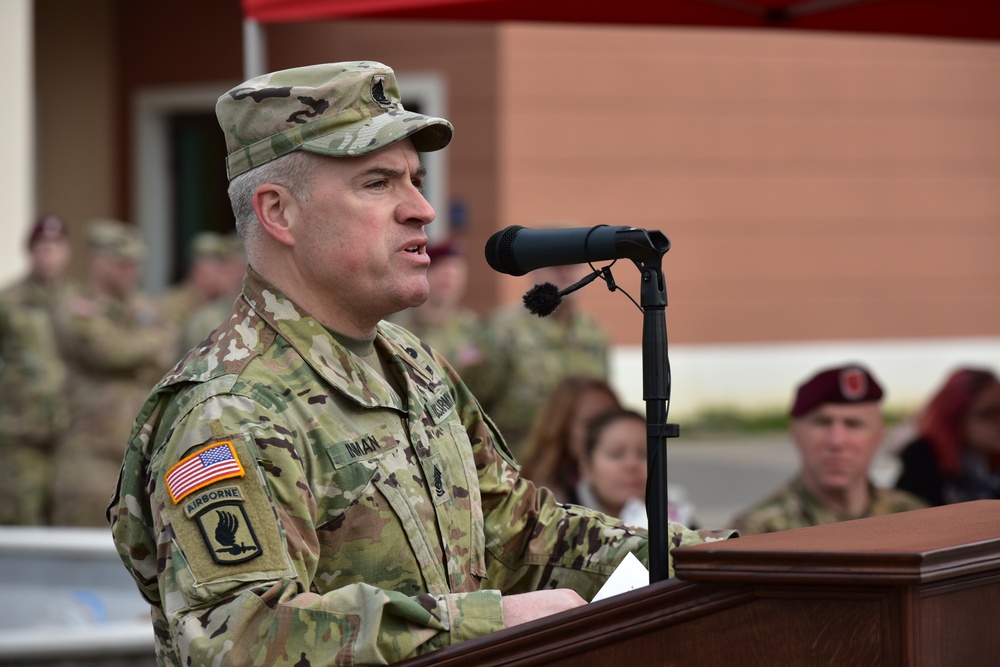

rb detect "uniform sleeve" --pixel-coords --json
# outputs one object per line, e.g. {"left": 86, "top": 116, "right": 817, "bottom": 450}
{"left": 727, "top": 510, "right": 764, "bottom": 537}
{"left": 144, "top": 400, "right": 504, "bottom": 666}
{"left": 447, "top": 364, "right": 737, "bottom": 600}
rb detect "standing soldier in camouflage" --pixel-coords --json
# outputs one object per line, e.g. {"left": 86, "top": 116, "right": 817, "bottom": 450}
{"left": 162, "top": 231, "right": 235, "bottom": 349}
{"left": 0, "top": 214, "right": 73, "bottom": 525}
{"left": 52, "top": 220, "right": 178, "bottom": 527}
{"left": 108, "top": 62, "right": 734, "bottom": 666}
{"left": 730, "top": 364, "right": 927, "bottom": 535}
{"left": 394, "top": 241, "right": 487, "bottom": 378}
{"left": 180, "top": 232, "right": 246, "bottom": 352}
{"left": 471, "top": 259, "right": 611, "bottom": 460}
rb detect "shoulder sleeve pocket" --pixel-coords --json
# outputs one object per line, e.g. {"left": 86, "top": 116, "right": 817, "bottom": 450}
{"left": 158, "top": 434, "right": 294, "bottom": 605}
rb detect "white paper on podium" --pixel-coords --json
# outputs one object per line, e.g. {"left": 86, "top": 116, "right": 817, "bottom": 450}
{"left": 590, "top": 551, "right": 650, "bottom": 602}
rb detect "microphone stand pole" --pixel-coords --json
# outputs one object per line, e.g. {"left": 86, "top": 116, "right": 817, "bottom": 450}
{"left": 620, "top": 230, "right": 675, "bottom": 584}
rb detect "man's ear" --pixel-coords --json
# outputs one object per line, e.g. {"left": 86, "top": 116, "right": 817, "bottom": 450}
{"left": 252, "top": 183, "right": 298, "bottom": 248}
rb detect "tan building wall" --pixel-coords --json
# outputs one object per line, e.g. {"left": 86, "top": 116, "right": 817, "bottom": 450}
{"left": 255, "top": 20, "right": 1000, "bottom": 352}
{"left": 35, "top": 0, "right": 117, "bottom": 280}
{"left": 497, "top": 25, "right": 1000, "bottom": 347}
{"left": 28, "top": 5, "right": 1000, "bottom": 414}
{"left": 1, "top": 0, "right": 36, "bottom": 285}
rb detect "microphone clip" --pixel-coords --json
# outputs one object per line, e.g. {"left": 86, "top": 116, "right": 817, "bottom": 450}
{"left": 522, "top": 267, "right": 603, "bottom": 317}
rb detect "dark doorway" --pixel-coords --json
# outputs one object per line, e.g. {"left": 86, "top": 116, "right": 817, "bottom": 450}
{"left": 168, "top": 112, "right": 235, "bottom": 285}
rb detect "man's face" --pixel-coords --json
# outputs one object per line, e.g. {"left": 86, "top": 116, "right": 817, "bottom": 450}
{"left": 191, "top": 258, "right": 225, "bottom": 299}
{"left": 30, "top": 238, "right": 71, "bottom": 282}
{"left": 91, "top": 250, "right": 141, "bottom": 298}
{"left": 114, "top": 258, "right": 142, "bottom": 297}
{"left": 426, "top": 255, "right": 467, "bottom": 309}
{"left": 292, "top": 140, "right": 436, "bottom": 325}
{"left": 791, "top": 402, "right": 883, "bottom": 495}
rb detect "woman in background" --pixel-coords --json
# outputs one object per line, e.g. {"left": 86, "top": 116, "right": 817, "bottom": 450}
{"left": 896, "top": 367, "right": 1000, "bottom": 506}
{"left": 519, "top": 375, "right": 621, "bottom": 503}
{"left": 575, "top": 408, "right": 649, "bottom": 526}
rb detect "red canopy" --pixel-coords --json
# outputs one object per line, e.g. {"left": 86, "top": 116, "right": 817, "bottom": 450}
{"left": 241, "top": 0, "right": 1000, "bottom": 42}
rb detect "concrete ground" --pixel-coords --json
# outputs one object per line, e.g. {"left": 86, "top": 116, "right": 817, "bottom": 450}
{"left": 665, "top": 434, "right": 904, "bottom": 530}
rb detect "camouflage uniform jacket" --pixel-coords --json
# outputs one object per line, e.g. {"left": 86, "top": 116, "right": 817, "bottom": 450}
{"left": 110, "top": 269, "right": 732, "bottom": 666}
{"left": 470, "top": 305, "right": 610, "bottom": 460}
{"left": 0, "top": 277, "right": 70, "bottom": 524}
{"left": 729, "top": 475, "right": 928, "bottom": 536}
{"left": 181, "top": 294, "right": 240, "bottom": 353}
{"left": 0, "top": 277, "right": 69, "bottom": 444}
{"left": 404, "top": 307, "right": 486, "bottom": 379}
{"left": 52, "top": 286, "right": 179, "bottom": 526}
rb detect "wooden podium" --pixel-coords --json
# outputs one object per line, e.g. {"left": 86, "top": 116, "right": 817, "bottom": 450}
{"left": 397, "top": 500, "right": 1000, "bottom": 666}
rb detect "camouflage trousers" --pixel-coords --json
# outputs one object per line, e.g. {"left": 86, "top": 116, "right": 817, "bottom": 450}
{"left": 0, "top": 436, "right": 56, "bottom": 525}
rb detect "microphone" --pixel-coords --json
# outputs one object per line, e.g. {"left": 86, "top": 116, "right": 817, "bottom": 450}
{"left": 484, "top": 225, "right": 668, "bottom": 277}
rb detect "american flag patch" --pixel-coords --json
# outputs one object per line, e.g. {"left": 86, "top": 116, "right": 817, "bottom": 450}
{"left": 165, "top": 441, "right": 245, "bottom": 504}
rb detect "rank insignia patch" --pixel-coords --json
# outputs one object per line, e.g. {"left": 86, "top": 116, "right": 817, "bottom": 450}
{"left": 196, "top": 503, "right": 262, "bottom": 565}
{"left": 165, "top": 441, "right": 245, "bottom": 504}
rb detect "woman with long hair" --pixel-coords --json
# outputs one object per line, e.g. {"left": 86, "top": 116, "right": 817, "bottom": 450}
{"left": 518, "top": 375, "right": 621, "bottom": 503}
{"left": 895, "top": 367, "right": 1000, "bottom": 505}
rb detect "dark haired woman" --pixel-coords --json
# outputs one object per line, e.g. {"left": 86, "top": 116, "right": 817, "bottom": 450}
{"left": 896, "top": 367, "right": 1000, "bottom": 505}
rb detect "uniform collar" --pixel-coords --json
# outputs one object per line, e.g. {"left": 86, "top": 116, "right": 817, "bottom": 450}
{"left": 242, "top": 268, "right": 434, "bottom": 410}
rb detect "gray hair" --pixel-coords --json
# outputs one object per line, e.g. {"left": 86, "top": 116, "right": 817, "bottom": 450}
{"left": 227, "top": 151, "right": 318, "bottom": 259}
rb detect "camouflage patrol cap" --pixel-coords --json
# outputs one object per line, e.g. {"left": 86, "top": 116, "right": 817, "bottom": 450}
{"left": 190, "top": 232, "right": 230, "bottom": 260}
{"left": 87, "top": 219, "right": 145, "bottom": 261}
{"left": 216, "top": 61, "right": 454, "bottom": 180}
{"left": 790, "top": 364, "right": 884, "bottom": 418}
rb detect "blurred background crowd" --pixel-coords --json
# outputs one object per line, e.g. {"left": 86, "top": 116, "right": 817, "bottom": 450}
{"left": 0, "top": 217, "right": 245, "bottom": 528}
{"left": 3, "top": 220, "right": 998, "bottom": 533}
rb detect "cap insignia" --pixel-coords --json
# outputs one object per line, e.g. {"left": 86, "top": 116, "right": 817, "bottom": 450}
{"left": 371, "top": 75, "right": 392, "bottom": 108}
{"left": 840, "top": 368, "right": 867, "bottom": 400}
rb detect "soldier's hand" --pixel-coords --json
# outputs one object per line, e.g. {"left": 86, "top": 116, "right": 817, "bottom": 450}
{"left": 501, "top": 589, "right": 587, "bottom": 628}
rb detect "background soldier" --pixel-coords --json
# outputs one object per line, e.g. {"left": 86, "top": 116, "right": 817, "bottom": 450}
{"left": 0, "top": 214, "right": 73, "bottom": 524}
{"left": 162, "top": 231, "right": 238, "bottom": 346}
{"left": 730, "top": 363, "right": 927, "bottom": 535}
{"left": 394, "top": 240, "right": 487, "bottom": 377}
{"left": 179, "top": 232, "right": 246, "bottom": 352}
{"left": 52, "top": 219, "right": 177, "bottom": 526}
{"left": 472, "top": 260, "right": 611, "bottom": 460}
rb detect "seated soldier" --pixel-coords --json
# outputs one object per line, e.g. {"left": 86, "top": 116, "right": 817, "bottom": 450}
{"left": 730, "top": 364, "right": 927, "bottom": 535}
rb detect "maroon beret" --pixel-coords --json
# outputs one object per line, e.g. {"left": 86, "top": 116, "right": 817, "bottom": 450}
{"left": 427, "top": 241, "right": 461, "bottom": 263}
{"left": 27, "top": 214, "right": 69, "bottom": 249}
{"left": 790, "top": 364, "right": 884, "bottom": 417}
